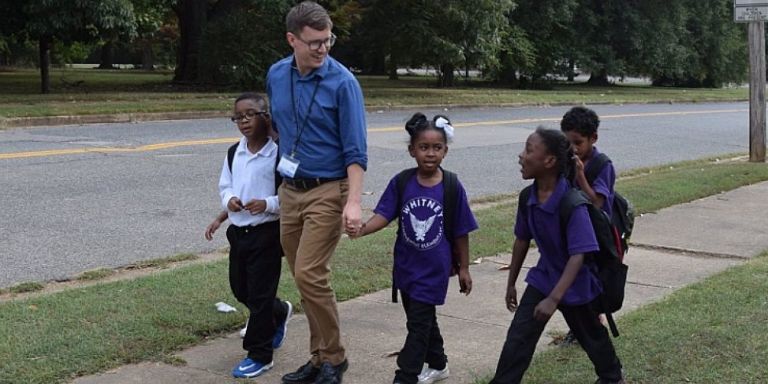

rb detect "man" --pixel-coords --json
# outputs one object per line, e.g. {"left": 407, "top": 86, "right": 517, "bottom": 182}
{"left": 266, "top": 2, "right": 367, "bottom": 383}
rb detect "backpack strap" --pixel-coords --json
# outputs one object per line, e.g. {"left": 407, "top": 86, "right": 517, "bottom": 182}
{"left": 584, "top": 152, "right": 610, "bottom": 185}
{"left": 441, "top": 169, "right": 458, "bottom": 245}
{"left": 227, "top": 142, "right": 238, "bottom": 172}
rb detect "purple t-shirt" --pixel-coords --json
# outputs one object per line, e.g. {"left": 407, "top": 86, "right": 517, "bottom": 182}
{"left": 515, "top": 177, "right": 602, "bottom": 306}
{"left": 583, "top": 147, "right": 616, "bottom": 217}
{"left": 374, "top": 172, "right": 479, "bottom": 305}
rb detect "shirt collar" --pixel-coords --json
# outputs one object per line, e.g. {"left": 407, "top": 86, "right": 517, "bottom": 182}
{"left": 238, "top": 137, "right": 277, "bottom": 157}
{"left": 291, "top": 55, "right": 330, "bottom": 80}
{"left": 527, "top": 177, "right": 570, "bottom": 214}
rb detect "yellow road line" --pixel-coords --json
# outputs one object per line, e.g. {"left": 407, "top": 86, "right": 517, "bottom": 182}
{"left": 369, "top": 108, "right": 747, "bottom": 132}
{"left": 0, "top": 138, "right": 238, "bottom": 160}
{"left": 0, "top": 108, "right": 747, "bottom": 160}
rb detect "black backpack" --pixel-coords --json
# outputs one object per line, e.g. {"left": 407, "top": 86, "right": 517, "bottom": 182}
{"left": 519, "top": 186, "right": 628, "bottom": 337}
{"left": 583, "top": 153, "right": 635, "bottom": 257}
{"left": 227, "top": 142, "right": 282, "bottom": 193}
{"left": 391, "top": 167, "right": 459, "bottom": 302}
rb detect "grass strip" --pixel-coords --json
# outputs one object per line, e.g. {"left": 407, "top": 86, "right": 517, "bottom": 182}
{"left": 1, "top": 158, "right": 768, "bottom": 383}
{"left": 0, "top": 68, "right": 749, "bottom": 119}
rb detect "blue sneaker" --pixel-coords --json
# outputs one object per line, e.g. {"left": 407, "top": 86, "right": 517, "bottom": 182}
{"left": 273, "top": 300, "right": 293, "bottom": 349}
{"left": 231, "top": 357, "right": 273, "bottom": 378}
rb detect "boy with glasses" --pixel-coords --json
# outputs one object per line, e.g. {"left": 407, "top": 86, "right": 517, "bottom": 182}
{"left": 212, "top": 92, "right": 292, "bottom": 379}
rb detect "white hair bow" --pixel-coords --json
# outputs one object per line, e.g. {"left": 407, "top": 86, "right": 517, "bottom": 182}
{"left": 434, "top": 117, "right": 455, "bottom": 140}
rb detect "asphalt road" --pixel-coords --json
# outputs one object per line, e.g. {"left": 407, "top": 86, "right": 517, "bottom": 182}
{"left": 0, "top": 102, "right": 754, "bottom": 287}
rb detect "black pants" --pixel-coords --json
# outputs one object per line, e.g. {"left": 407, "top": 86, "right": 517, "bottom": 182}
{"left": 394, "top": 292, "right": 448, "bottom": 384}
{"left": 490, "top": 286, "right": 623, "bottom": 384}
{"left": 226, "top": 221, "right": 287, "bottom": 364}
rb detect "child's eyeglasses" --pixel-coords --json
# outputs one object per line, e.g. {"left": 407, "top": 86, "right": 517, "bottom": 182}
{"left": 231, "top": 110, "right": 267, "bottom": 123}
{"left": 295, "top": 33, "right": 337, "bottom": 51}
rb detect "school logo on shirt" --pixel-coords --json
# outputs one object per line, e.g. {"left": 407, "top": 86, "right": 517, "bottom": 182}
{"left": 402, "top": 197, "right": 444, "bottom": 250}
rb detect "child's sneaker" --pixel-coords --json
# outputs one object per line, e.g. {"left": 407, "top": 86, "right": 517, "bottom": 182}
{"left": 231, "top": 357, "right": 273, "bottom": 378}
{"left": 273, "top": 301, "right": 293, "bottom": 349}
{"left": 417, "top": 365, "right": 450, "bottom": 384}
{"left": 239, "top": 319, "right": 248, "bottom": 338}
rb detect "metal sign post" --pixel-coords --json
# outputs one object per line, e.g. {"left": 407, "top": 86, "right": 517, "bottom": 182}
{"left": 735, "top": 0, "right": 767, "bottom": 162}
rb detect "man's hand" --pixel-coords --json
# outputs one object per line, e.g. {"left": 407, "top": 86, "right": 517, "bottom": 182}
{"left": 343, "top": 201, "right": 362, "bottom": 235}
{"left": 505, "top": 286, "right": 518, "bottom": 312}
{"left": 458, "top": 268, "right": 472, "bottom": 295}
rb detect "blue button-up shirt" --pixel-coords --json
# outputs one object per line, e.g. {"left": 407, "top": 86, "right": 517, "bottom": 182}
{"left": 266, "top": 55, "right": 368, "bottom": 178}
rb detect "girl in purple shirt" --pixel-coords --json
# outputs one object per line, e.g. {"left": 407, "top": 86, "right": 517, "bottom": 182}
{"left": 490, "top": 127, "right": 624, "bottom": 384}
{"left": 350, "top": 113, "right": 478, "bottom": 384}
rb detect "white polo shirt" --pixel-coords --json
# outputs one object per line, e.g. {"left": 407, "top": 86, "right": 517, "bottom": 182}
{"left": 218, "top": 137, "right": 279, "bottom": 227}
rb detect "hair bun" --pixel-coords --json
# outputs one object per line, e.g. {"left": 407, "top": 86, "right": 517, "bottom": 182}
{"left": 405, "top": 113, "right": 428, "bottom": 135}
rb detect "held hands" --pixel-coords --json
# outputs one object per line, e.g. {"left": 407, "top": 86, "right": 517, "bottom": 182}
{"left": 533, "top": 296, "right": 558, "bottom": 321}
{"left": 458, "top": 268, "right": 472, "bottom": 296}
{"left": 343, "top": 201, "right": 363, "bottom": 237}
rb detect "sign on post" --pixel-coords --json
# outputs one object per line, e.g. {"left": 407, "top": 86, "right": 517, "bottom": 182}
{"left": 734, "top": 0, "right": 768, "bottom": 22}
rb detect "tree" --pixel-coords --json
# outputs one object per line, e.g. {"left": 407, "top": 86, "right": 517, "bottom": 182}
{"left": 504, "top": 0, "right": 579, "bottom": 84}
{"left": 20, "top": 0, "right": 136, "bottom": 93}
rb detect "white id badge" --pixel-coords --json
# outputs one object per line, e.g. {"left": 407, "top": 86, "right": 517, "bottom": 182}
{"left": 277, "top": 154, "right": 300, "bottom": 178}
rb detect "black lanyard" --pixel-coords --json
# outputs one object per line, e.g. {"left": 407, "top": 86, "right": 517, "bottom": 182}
{"left": 290, "top": 69, "right": 321, "bottom": 157}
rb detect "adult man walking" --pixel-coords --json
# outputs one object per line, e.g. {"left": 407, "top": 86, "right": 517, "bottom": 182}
{"left": 266, "top": 2, "right": 367, "bottom": 383}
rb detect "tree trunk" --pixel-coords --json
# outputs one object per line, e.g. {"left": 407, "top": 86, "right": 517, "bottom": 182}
{"left": 567, "top": 57, "right": 575, "bottom": 82}
{"left": 173, "top": 0, "right": 207, "bottom": 82}
{"left": 39, "top": 36, "right": 51, "bottom": 94}
{"left": 587, "top": 68, "right": 610, "bottom": 86}
{"left": 98, "top": 41, "right": 116, "bottom": 69}
{"left": 438, "top": 63, "right": 455, "bottom": 87}
{"left": 387, "top": 51, "right": 399, "bottom": 80}
{"left": 141, "top": 41, "right": 155, "bottom": 70}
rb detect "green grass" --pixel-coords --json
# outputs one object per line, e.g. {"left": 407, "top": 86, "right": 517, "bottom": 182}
{"left": 0, "top": 68, "right": 749, "bottom": 119}
{"left": 1, "top": 157, "right": 768, "bottom": 383}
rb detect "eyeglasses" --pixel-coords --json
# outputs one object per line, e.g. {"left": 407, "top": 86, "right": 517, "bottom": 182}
{"left": 294, "top": 33, "right": 337, "bottom": 51}
{"left": 230, "top": 110, "right": 267, "bottom": 123}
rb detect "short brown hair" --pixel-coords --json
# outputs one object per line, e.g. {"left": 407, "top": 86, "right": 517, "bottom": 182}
{"left": 285, "top": 1, "right": 333, "bottom": 35}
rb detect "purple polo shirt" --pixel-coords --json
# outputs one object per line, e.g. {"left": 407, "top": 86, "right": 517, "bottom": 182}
{"left": 515, "top": 177, "right": 602, "bottom": 306}
{"left": 583, "top": 147, "right": 616, "bottom": 217}
{"left": 374, "top": 172, "right": 478, "bottom": 305}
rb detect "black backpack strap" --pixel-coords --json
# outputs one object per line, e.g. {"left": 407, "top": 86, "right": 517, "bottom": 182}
{"left": 392, "top": 168, "right": 417, "bottom": 303}
{"left": 227, "top": 142, "right": 238, "bottom": 172}
{"left": 441, "top": 169, "right": 459, "bottom": 274}
{"left": 518, "top": 185, "right": 532, "bottom": 215}
{"left": 441, "top": 169, "right": 458, "bottom": 244}
{"left": 584, "top": 152, "right": 610, "bottom": 185}
{"left": 558, "top": 188, "right": 590, "bottom": 228}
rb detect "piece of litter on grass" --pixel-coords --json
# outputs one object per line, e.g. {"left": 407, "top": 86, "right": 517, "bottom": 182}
{"left": 215, "top": 302, "right": 237, "bottom": 313}
{"left": 383, "top": 350, "right": 400, "bottom": 358}
{"left": 498, "top": 264, "right": 511, "bottom": 271}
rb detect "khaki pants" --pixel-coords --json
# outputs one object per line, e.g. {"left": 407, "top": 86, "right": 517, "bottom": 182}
{"left": 279, "top": 179, "right": 348, "bottom": 366}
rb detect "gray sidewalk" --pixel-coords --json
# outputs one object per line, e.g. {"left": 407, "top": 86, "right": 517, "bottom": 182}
{"left": 73, "top": 182, "right": 768, "bottom": 384}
